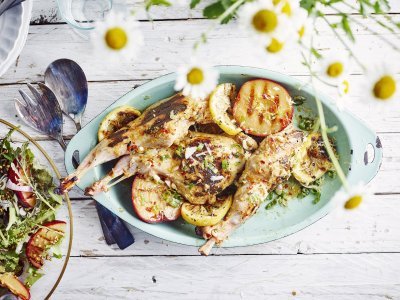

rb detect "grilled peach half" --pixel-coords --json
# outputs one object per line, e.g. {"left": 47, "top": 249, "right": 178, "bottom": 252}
{"left": 26, "top": 220, "right": 66, "bottom": 269}
{"left": 233, "top": 79, "right": 293, "bottom": 136}
{"left": 132, "top": 176, "right": 182, "bottom": 223}
{"left": 0, "top": 273, "right": 30, "bottom": 300}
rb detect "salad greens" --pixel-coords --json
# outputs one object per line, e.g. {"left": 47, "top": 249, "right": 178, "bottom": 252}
{"left": 0, "top": 129, "right": 65, "bottom": 296}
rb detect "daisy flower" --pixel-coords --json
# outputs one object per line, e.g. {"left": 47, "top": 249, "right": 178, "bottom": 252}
{"left": 330, "top": 182, "right": 373, "bottom": 218}
{"left": 174, "top": 59, "right": 219, "bottom": 99}
{"left": 335, "top": 78, "right": 351, "bottom": 111}
{"left": 239, "top": 0, "right": 290, "bottom": 45}
{"left": 258, "top": 34, "right": 296, "bottom": 65}
{"left": 362, "top": 64, "right": 398, "bottom": 103}
{"left": 276, "top": 0, "right": 308, "bottom": 31}
{"left": 91, "top": 11, "right": 144, "bottom": 61}
{"left": 319, "top": 51, "right": 350, "bottom": 84}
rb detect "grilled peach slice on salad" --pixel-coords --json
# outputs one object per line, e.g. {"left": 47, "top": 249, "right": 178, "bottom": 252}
{"left": 0, "top": 273, "right": 30, "bottom": 300}
{"left": 233, "top": 79, "right": 293, "bottom": 136}
{"left": 7, "top": 159, "right": 36, "bottom": 209}
{"left": 26, "top": 220, "right": 66, "bottom": 269}
{"left": 132, "top": 176, "right": 182, "bottom": 223}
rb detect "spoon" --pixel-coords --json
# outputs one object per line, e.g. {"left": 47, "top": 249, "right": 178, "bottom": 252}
{"left": 44, "top": 59, "right": 88, "bottom": 131}
{"left": 43, "top": 59, "right": 135, "bottom": 249}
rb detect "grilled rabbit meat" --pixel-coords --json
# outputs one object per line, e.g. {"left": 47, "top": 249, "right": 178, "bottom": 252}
{"left": 58, "top": 93, "right": 209, "bottom": 194}
{"left": 85, "top": 132, "right": 246, "bottom": 205}
{"left": 198, "top": 126, "right": 304, "bottom": 255}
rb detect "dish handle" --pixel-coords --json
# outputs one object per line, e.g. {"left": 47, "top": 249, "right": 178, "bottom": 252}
{"left": 345, "top": 117, "right": 383, "bottom": 184}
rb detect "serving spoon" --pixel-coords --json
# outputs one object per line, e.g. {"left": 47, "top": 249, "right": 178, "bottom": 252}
{"left": 44, "top": 59, "right": 134, "bottom": 249}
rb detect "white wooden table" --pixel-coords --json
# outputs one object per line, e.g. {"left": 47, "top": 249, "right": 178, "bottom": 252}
{"left": 1, "top": 1, "right": 400, "bottom": 298}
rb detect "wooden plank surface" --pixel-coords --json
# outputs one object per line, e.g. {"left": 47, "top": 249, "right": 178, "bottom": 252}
{"left": 63, "top": 194, "right": 400, "bottom": 256}
{"left": 2, "top": 15, "right": 400, "bottom": 85}
{"left": 1, "top": 0, "right": 400, "bottom": 298}
{"left": 52, "top": 253, "right": 400, "bottom": 299}
{"left": 30, "top": 0, "right": 400, "bottom": 25}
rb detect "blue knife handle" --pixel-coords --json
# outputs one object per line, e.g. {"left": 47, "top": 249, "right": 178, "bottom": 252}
{"left": 95, "top": 201, "right": 135, "bottom": 249}
{"left": 95, "top": 202, "right": 116, "bottom": 245}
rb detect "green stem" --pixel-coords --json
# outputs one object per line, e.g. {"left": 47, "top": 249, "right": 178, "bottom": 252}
{"left": 194, "top": 0, "right": 247, "bottom": 50}
{"left": 313, "top": 82, "right": 349, "bottom": 191}
{"left": 343, "top": 1, "right": 399, "bottom": 32}
{"left": 321, "top": 15, "right": 366, "bottom": 72}
{"left": 329, "top": 5, "right": 400, "bottom": 51}
{"left": 301, "top": 52, "right": 349, "bottom": 191}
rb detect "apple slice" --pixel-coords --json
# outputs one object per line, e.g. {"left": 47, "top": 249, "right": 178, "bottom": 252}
{"left": 132, "top": 176, "right": 182, "bottom": 223}
{"left": 26, "top": 220, "right": 66, "bottom": 269}
{"left": 0, "top": 273, "right": 30, "bottom": 300}
{"left": 233, "top": 79, "right": 293, "bottom": 136}
{"left": 7, "top": 160, "right": 36, "bottom": 209}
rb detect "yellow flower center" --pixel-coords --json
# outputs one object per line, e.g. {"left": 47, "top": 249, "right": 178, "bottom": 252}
{"left": 326, "top": 62, "right": 344, "bottom": 78}
{"left": 281, "top": 2, "right": 292, "bottom": 16}
{"left": 341, "top": 79, "right": 350, "bottom": 94}
{"left": 272, "top": 0, "right": 281, "bottom": 5}
{"left": 266, "top": 38, "right": 284, "bottom": 53}
{"left": 252, "top": 10, "right": 278, "bottom": 33}
{"left": 344, "top": 194, "right": 363, "bottom": 210}
{"left": 373, "top": 75, "right": 396, "bottom": 100}
{"left": 298, "top": 25, "right": 305, "bottom": 38}
{"left": 187, "top": 67, "right": 204, "bottom": 85}
{"left": 105, "top": 27, "right": 128, "bottom": 50}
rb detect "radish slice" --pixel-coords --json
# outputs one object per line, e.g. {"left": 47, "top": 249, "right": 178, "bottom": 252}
{"left": 6, "top": 179, "right": 33, "bottom": 192}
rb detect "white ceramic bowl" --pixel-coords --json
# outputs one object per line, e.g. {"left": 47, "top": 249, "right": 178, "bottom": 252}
{"left": 0, "top": 0, "right": 32, "bottom": 77}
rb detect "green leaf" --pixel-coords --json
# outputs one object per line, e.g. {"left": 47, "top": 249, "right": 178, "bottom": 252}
{"left": 341, "top": 15, "right": 355, "bottom": 42}
{"left": 145, "top": 0, "right": 171, "bottom": 10}
{"left": 203, "top": 1, "right": 226, "bottom": 19}
{"left": 190, "top": 0, "right": 201, "bottom": 9}
{"left": 265, "top": 199, "right": 277, "bottom": 210}
{"left": 300, "top": 0, "right": 317, "bottom": 13}
{"left": 311, "top": 47, "right": 322, "bottom": 59}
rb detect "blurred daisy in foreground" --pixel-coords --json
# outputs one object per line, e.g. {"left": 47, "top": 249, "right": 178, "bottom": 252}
{"left": 174, "top": 59, "right": 219, "bottom": 99}
{"left": 319, "top": 51, "right": 350, "bottom": 84}
{"left": 91, "top": 11, "right": 144, "bottom": 61}
{"left": 277, "top": 0, "right": 308, "bottom": 32}
{"left": 335, "top": 78, "right": 351, "bottom": 111}
{"left": 258, "top": 34, "right": 296, "bottom": 65}
{"left": 330, "top": 182, "right": 373, "bottom": 218}
{"left": 239, "top": 0, "right": 290, "bottom": 45}
{"left": 363, "top": 64, "right": 398, "bottom": 103}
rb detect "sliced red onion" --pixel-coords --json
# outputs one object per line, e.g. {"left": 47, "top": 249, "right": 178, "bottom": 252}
{"left": 6, "top": 179, "right": 32, "bottom": 192}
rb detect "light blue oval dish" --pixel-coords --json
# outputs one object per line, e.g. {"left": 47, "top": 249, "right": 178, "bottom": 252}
{"left": 65, "top": 66, "right": 382, "bottom": 247}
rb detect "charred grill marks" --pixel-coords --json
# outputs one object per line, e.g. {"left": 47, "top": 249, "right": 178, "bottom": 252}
{"left": 141, "top": 94, "right": 187, "bottom": 134}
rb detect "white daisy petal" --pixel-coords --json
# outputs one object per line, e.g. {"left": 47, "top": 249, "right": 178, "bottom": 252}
{"left": 362, "top": 63, "right": 398, "bottom": 104}
{"left": 91, "top": 11, "right": 143, "bottom": 62}
{"left": 330, "top": 182, "right": 374, "bottom": 219}
{"left": 319, "top": 51, "right": 351, "bottom": 84}
{"left": 174, "top": 59, "right": 219, "bottom": 99}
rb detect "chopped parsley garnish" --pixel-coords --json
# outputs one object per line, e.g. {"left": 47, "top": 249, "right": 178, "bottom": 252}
{"left": 298, "top": 115, "right": 315, "bottom": 131}
{"left": 221, "top": 159, "right": 229, "bottom": 171}
{"left": 162, "top": 190, "right": 183, "bottom": 208}
{"left": 175, "top": 145, "right": 184, "bottom": 158}
{"left": 293, "top": 95, "right": 306, "bottom": 106}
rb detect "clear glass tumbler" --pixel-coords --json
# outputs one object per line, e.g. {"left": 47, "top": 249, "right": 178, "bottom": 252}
{"left": 56, "top": 0, "right": 113, "bottom": 38}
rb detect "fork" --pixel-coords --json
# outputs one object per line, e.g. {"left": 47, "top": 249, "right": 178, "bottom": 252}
{"left": 15, "top": 83, "right": 69, "bottom": 150}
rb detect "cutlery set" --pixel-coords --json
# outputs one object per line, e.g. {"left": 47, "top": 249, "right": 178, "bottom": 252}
{"left": 14, "top": 59, "right": 134, "bottom": 249}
